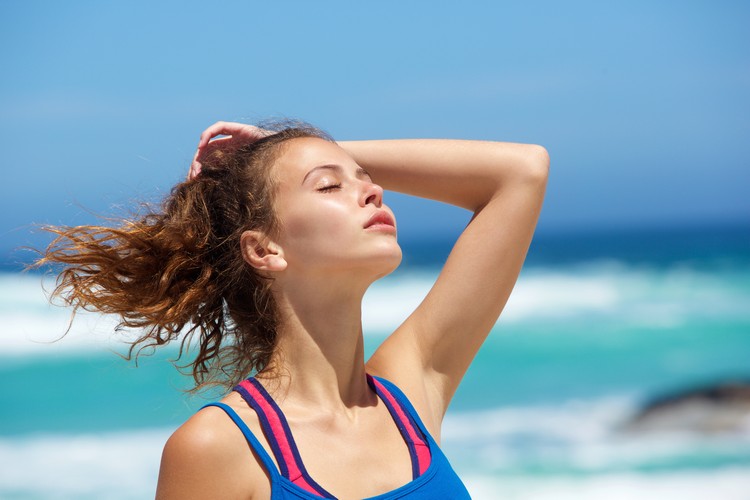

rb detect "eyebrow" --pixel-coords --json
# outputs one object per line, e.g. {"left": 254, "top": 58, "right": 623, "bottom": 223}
{"left": 301, "top": 164, "right": 372, "bottom": 184}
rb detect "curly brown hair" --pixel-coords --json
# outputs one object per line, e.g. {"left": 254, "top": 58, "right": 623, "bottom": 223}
{"left": 35, "top": 124, "right": 331, "bottom": 391}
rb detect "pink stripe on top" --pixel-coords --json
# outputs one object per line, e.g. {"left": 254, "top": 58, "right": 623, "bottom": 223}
{"left": 369, "top": 377, "right": 432, "bottom": 476}
{"left": 237, "top": 379, "right": 323, "bottom": 496}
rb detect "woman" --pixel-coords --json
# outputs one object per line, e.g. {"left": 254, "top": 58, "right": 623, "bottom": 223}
{"left": 41, "top": 120, "right": 548, "bottom": 499}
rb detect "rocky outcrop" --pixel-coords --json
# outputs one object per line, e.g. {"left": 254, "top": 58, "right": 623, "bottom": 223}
{"left": 622, "top": 380, "right": 750, "bottom": 434}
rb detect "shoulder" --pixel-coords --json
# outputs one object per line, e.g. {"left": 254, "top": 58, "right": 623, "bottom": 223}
{"left": 165, "top": 405, "right": 242, "bottom": 462}
{"left": 155, "top": 404, "right": 269, "bottom": 499}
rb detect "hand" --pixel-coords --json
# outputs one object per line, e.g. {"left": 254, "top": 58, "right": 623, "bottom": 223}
{"left": 188, "top": 121, "right": 272, "bottom": 179}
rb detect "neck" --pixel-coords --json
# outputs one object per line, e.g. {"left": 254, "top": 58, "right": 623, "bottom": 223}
{"left": 261, "top": 273, "right": 374, "bottom": 411}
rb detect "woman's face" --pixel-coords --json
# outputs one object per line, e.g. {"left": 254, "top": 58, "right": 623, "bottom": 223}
{"left": 270, "top": 137, "right": 402, "bottom": 279}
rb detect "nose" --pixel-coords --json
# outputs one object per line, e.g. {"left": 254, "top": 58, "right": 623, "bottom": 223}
{"left": 361, "top": 180, "right": 384, "bottom": 207}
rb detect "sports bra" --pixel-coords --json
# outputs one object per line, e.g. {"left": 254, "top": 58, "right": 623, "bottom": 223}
{"left": 203, "top": 375, "right": 470, "bottom": 499}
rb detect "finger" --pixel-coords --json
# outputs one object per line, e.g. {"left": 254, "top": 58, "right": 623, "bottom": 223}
{"left": 197, "top": 122, "right": 230, "bottom": 149}
{"left": 197, "top": 121, "right": 254, "bottom": 149}
{"left": 187, "top": 149, "right": 200, "bottom": 180}
{"left": 191, "top": 136, "right": 238, "bottom": 177}
{"left": 188, "top": 160, "right": 201, "bottom": 180}
{"left": 194, "top": 136, "right": 234, "bottom": 165}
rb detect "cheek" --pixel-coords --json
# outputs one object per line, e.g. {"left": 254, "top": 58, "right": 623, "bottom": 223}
{"left": 277, "top": 202, "right": 352, "bottom": 253}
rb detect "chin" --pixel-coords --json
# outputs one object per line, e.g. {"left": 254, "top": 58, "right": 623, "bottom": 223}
{"left": 370, "top": 246, "right": 403, "bottom": 280}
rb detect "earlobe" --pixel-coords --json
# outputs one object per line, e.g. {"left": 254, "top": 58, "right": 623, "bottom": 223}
{"left": 240, "top": 230, "right": 287, "bottom": 272}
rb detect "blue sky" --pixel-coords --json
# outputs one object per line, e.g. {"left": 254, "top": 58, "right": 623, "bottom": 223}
{"left": 1, "top": 1, "right": 748, "bottom": 261}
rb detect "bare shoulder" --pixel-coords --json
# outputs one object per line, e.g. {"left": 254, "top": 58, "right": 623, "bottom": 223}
{"left": 163, "top": 405, "right": 243, "bottom": 465}
{"left": 155, "top": 403, "right": 269, "bottom": 499}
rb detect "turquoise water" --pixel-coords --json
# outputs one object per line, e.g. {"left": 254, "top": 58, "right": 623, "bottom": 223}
{"left": 2, "top": 223, "right": 749, "bottom": 499}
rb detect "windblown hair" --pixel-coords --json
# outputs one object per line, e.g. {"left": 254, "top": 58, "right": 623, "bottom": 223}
{"left": 36, "top": 123, "right": 331, "bottom": 390}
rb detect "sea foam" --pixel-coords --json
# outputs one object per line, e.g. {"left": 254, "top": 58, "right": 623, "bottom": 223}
{"left": 3, "top": 260, "right": 748, "bottom": 355}
{"left": 364, "top": 261, "right": 750, "bottom": 333}
{"left": 0, "top": 428, "right": 168, "bottom": 500}
{"left": 3, "top": 397, "right": 750, "bottom": 500}
{"left": 442, "top": 395, "right": 750, "bottom": 475}
{"left": 462, "top": 469, "right": 750, "bottom": 500}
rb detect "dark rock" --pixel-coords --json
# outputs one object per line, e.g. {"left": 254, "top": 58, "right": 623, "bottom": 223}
{"left": 622, "top": 380, "right": 750, "bottom": 434}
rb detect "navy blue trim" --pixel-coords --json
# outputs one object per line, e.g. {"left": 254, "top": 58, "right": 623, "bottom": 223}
{"left": 245, "top": 379, "right": 335, "bottom": 499}
{"left": 370, "top": 377, "right": 431, "bottom": 434}
{"left": 235, "top": 378, "right": 336, "bottom": 499}
{"left": 366, "top": 375, "right": 422, "bottom": 480}
{"left": 391, "top": 392, "right": 430, "bottom": 452}
{"left": 392, "top": 395, "right": 431, "bottom": 477}
{"left": 234, "top": 382, "right": 291, "bottom": 479}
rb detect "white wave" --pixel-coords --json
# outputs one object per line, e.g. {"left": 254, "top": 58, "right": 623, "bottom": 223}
{"left": 362, "top": 268, "right": 626, "bottom": 334}
{"left": 506, "top": 261, "right": 750, "bottom": 327}
{"left": 501, "top": 268, "right": 620, "bottom": 322}
{"left": 362, "top": 271, "right": 434, "bottom": 331}
{"left": 463, "top": 469, "right": 750, "bottom": 500}
{"left": 0, "top": 428, "right": 169, "bottom": 499}
{"left": 443, "top": 395, "right": 636, "bottom": 444}
{"left": 0, "top": 309, "right": 126, "bottom": 355}
{"left": 441, "top": 395, "right": 750, "bottom": 475}
{"left": 3, "top": 415, "right": 750, "bottom": 500}
{"left": 0, "top": 274, "right": 169, "bottom": 356}
{"left": 3, "top": 261, "right": 748, "bottom": 355}
{"left": 363, "top": 262, "right": 750, "bottom": 334}
{"left": 0, "top": 274, "right": 100, "bottom": 353}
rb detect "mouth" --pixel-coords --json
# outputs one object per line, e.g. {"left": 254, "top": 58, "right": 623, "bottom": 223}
{"left": 364, "top": 210, "right": 396, "bottom": 231}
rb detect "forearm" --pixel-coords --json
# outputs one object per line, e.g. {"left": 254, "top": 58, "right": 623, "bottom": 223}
{"left": 338, "top": 139, "right": 549, "bottom": 212}
{"left": 362, "top": 137, "right": 549, "bottom": 417}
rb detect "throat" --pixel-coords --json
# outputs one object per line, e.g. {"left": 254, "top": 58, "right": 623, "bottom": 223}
{"left": 252, "top": 376, "right": 427, "bottom": 499}
{"left": 268, "top": 292, "right": 371, "bottom": 409}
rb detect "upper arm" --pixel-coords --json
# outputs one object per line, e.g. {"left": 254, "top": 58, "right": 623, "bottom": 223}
{"left": 368, "top": 144, "right": 549, "bottom": 428}
{"left": 155, "top": 407, "right": 266, "bottom": 500}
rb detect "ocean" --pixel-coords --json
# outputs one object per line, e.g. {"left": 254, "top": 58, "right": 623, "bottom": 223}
{"left": 1, "top": 223, "right": 748, "bottom": 499}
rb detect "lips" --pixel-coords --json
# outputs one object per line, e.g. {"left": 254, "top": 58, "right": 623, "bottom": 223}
{"left": 364, "top": 210, "right": 396, "bottom": 230}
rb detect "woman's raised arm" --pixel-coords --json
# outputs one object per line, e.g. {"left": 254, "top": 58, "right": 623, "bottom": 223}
{"left": 341, "top": 139, "right": 549, "bottom": 437}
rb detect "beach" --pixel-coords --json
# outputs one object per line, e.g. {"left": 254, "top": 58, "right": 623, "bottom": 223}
{"left": 2, "top": 223, "right": 749, "bottom": 499}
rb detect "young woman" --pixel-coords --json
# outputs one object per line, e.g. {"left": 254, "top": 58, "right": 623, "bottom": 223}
{"left": 41, "top": 120, "right": 548, "bottom": 499}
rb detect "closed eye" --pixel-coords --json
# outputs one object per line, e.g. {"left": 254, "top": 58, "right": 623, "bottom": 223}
{"left": 317, "top": 184, "right": 341, "bottom": 192}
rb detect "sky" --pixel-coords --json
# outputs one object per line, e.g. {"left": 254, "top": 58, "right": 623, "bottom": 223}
{"left": 1, "top": 1, "right": 748, "bottom": 263}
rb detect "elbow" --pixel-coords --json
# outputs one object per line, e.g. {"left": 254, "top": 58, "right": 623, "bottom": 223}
{"left": 473, "top": 142, "right": 549, "bottom": 210}
{"left": 525, "top": 144, "right": 550, "bottom": 185}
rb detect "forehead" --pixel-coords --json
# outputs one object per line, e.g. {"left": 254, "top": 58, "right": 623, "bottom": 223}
{"left": 272, "top": 137, "right": 354, "bottom": 184}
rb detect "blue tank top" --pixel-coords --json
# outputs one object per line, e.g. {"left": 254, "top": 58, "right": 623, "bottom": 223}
{"left": 203, "top": 375, "right": 470, "bottom": 499}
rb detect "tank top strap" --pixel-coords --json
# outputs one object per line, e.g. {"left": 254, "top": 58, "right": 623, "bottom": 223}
{"left": 234, "top": 378, "right": 336, "bottom": 499}
{"left": 199, "top": 402, "right": 279, "bottom": 478}
{"left": 366, "top": 375, "right": 432, "bottom": 478}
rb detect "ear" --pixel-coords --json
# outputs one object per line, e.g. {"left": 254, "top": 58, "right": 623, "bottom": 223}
{"left": 240, "top": 230, "right": 287, "bottom": 272}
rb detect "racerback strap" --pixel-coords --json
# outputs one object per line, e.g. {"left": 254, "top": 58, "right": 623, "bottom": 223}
{"left": 235, "top": 378, "right": 335, "bottom": 498}
{"left": 233, "top": 374, "right": 432, "bottom": 499}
